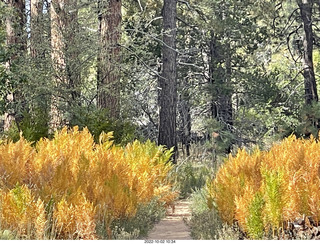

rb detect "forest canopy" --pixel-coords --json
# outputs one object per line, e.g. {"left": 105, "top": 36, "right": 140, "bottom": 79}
{"left": 1, "top": 0, "right": 320, "bottom": 157}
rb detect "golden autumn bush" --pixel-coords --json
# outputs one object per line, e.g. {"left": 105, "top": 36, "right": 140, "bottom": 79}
{"left": 0, "top": 185, "right": 46, "bottom": 239}
{"left": 0, "top": 126, "right": 177, "bottom": 239}
{"left": 208, "top": 134, "right": 320, "bottom": 239}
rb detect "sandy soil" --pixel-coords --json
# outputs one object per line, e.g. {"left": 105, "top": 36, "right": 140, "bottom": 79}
{"left": 146, "top": 200, "right": 192, "bottom": 240}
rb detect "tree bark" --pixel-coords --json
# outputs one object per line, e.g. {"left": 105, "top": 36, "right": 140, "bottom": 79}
{"left": 97, "top": 0, "right": 121, "bottom": 120}
{"left": 3, "top": 0, "right": 26, "bottom": 131}
{"left": 49, "top": 0, "right": 80, "bottom": 133}
{"left": 209, "top": 35, "right": 233, "bottom": 127}
{"left": 158, "top": 0, "right": 177, "bottom": 162}
{"left": 64, "top": 0, "right": 81, "bottom": 104}
{"left": 178, "top": 94, "right": 191, "bottom": 157}
{"left": 222, "top": 42, "right": 233, "bottom": 127}
{"left": 30, "top": 0, "right": 44, "bottom": 58}
{"left": 209, "top": 30, "right": 233, "bottom": 153}
{"left": 50, "top": 0, "right": 67, "bottom": 133}
{"left": 209, "top": 34, "right": 218, "bottom": 119}
{"left": 298, "top": 0, "right": 318, "bottom": 104}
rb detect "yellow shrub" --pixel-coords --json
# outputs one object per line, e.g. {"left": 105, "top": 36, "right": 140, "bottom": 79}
{"left": 54, "top": 193, "right": 96, "bottom": 240}
{"left": 0, "top": 139, "right": 35, "bottom": 189}
{"left": 0, "top": 126, "right": 176, "bottom": 239}
{"left": 208, "top": 148, "right": 262, "bottom": 224}
{"left": 0, "top": 185, "right": 46, "bottom": 238}
{"left": 208, "top": 134, "right": 320, "bottom": 238}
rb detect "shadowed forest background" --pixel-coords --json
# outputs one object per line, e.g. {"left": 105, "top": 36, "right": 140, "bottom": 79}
{"left": 2, "top": 0, "right": 320, "bottom": 152}
{"left": 1, "top": 0, "right": 320, "bottom": 240}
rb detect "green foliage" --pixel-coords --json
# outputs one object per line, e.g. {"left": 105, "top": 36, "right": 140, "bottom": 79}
{"left": 3, "top": 109, "right": 49, "bottom": 143}
{"left": 204, "top": 118, "right": 235, "bottom": 154}
{"left": 2, "top": 106, "right": 137, "bottom": 146}
{"left": 189, "top": 187, "right": 243, "bottom": 240}
{"left": 190, "top": 188, "right": 210, "bottom": 215}
{"left": 108, "top": 199, "right": 166, "bottom": 239}
{"left": 10, "top": 184, "right": 29, "bottom": 216}
{"left": 247, "top": 193, "right": 265, "bottom": 239}
{"left": 69, "top": 106, "right": 137, "bottom": 145}
{"left": 262, "top": 169, "right": 285, "bottom": 232}
{"left": 173, "top": 161, "right": 212, "bottom": 198}
{"left": 189, "top": 209, "right": 222, "bottom": 240}
{"left": 189, "top": 188, "right": 221, "bottom": 240}
{"left": 0, "top": 3, "right": 6, "bottom": 109}
{"left": 296, "top": 102, "right": 320, "bottom": 138}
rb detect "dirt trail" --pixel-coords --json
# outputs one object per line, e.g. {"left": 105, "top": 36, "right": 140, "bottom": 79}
{"left": 146, "top": 200, "right": 192, "bottom": 240}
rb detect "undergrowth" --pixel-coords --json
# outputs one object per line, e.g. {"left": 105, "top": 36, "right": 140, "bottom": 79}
{"left": 107, "top": 199, "right": 166, "bottom": 239}
{"left": 207, "top": 134, "right": 320, "bottom": 239}
{"left": 173, "top": 160, "right": 213, "bottom": 198}
{"left": 188, "top": 188, "right": 243, "bottom": 240}
{"left": 0, "top": 126, "right": 178, "bottom": 239}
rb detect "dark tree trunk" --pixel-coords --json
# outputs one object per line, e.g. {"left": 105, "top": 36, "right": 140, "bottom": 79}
{"left": 97, "top": 0, "right": 121, "bottom": 120}
{"left": 64, "top": 0, "right": 81, "bottom": 104}
{"left": 209, "top": 35, "right": 233, "bottom": 127}
{"left": 222, "top": 42, "right": 233, "bottom": 127}
{"left": 178, "top": 95, "right": 191, "bottom": 157}
{"left": 209, "top": 34, "right": 218, "bottom": 119}
{"left": 158, "top": 0, "right": 177, "bottom": 162}
{"left": 31, "top": 0, "right": 44, "bottom": 58}
{"left": 298, "top": 0, "right": 318, "bottom": 104}
{"left": 4, "top": 0, "right": 26, "bottom": 131}
{"left": 209, "top": 32, "right": 233, "bottom": 154}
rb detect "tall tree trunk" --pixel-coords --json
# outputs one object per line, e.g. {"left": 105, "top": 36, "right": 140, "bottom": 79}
{"left": 298, "top": 0, "right": 318, "bottom": 104}
{"left": 222, "top": 42, "right": 233, "bottom": 127}
{"left": 64, "top": 0, "right": 81, "bottom": 105}
{"left": 209, "top": 32, "right": 233, "bottom": 153}
{"left": 50, "top": 0, "right": 66, "bottom": 133}
{"left": 209, "top": 34, "right": 218, "bottom": 119}
{"left": 209, "top": 36, "right": 233, "bottom": 127}
{"left": 158, "top": 0, "right": 177, "bottom": 162}
{"left": 178, "top": 93, "right": 191, "bottom": 157}
{"left": 30, "top": 0, "right": 43, "bottom": 58}
{"left": 4, "top": 0, "right": 26, "bottom": 131}
{"left": 49, "top": 0, "right": 80, "bottom": 133}
{"left": 97, "top": 0, "right": 121, "bottom": 120}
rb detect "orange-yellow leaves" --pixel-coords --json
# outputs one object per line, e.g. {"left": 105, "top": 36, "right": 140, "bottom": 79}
{"left": 54, "top": 193, "right": 96, "bottom": 240}
{"left": 0, "top": 185, "right": 46, "bottom": 238}
{"left": 0, "top": 126, "right": 176, "bottom": 239}
{"left": 209, "top": 134, "right": 320, "bottom": 238}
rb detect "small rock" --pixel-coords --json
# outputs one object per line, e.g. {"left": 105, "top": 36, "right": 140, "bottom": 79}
{"left": 312, "top": 226, "right": 319, "bottom": 236}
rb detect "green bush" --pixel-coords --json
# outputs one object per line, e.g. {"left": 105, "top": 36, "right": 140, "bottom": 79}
{"left": 189, "top": 210, "right": 221, "bottom": 240}
{"left": 96, "top": 198, "right": 166, "bottom": 240}
{"left": 3, "top": 109, "right": 49, "bottom": 143}
{"left": 190, "top": 188, "right": 210, "bottom": 215}
{"left": 69, "top": 106, "right": 136, "bottom": 145}
{"left": 173, "top": 162, "right": 212, "bottom": 198}
{"left": 189, "top": 188, "right": 244, "bottom": 240}
{"left": 247, "top": 193, "right": 265, "bottom": 239}
{"left": 3, "top": 106, "right": 137, "bottom": 146}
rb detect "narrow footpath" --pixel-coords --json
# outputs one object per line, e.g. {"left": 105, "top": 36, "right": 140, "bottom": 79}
{"left": 146, "top": 200, "right": 192, "bottom": 240}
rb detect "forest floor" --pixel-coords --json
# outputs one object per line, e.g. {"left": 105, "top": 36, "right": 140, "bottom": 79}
{"left": 146, "top": 199, "right": 192, "bottom": 240}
